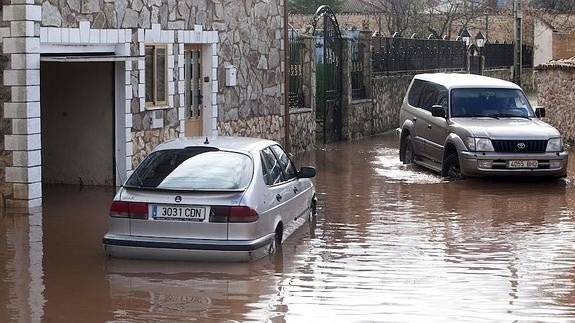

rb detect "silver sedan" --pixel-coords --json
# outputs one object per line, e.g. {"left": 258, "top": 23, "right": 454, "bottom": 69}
{"left": 103, "top": 136, "right": 317, "bottom": 262}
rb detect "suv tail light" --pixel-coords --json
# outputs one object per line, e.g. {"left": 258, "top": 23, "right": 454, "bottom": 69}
{"left": 110, "top": 201, "right": 148, "bottom": 219}
{"left": 209, "top": 206, "right": 259, "bottom": 223}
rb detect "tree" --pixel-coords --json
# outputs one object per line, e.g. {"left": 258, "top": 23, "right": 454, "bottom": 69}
{"left": 356, "top": 0, "right": 426, "bottom": 35}
{"left": 288, "top": 0, "right": 343, "bottom": 14}
{"left": 424, "top": 0, "right": 492, "bottom": 39}
{"left": 530, "top": 0, "right": 575, "bottom": 11}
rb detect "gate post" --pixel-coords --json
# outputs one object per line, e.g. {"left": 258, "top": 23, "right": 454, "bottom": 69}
{"left": 341, "top": 37, "right": 352, "bottom": 140}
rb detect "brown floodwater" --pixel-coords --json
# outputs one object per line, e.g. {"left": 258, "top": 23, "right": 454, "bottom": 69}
{"left": 3, "top": 134, "right": 575, "bottom": 322}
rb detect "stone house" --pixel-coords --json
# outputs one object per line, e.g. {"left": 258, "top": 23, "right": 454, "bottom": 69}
{"left": 534, "top": 57, "right": 575, "bottom": 143}
{"left": 0, "top": 0, "right": 287, "bottom": 213}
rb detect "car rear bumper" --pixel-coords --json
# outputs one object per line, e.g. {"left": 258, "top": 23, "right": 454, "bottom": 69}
{"left": 103, "top": 233, "right": 275, "bottom": 262}
{"left": 459, "top": 151, "right": 568, "bottom": 177}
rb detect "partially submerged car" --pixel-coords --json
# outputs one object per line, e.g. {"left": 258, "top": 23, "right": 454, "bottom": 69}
{"left": 399, "top": 73, "right": 568, "bottom": 178}
{"left": 103, "top": 136, "right": 317, "bottom": 262}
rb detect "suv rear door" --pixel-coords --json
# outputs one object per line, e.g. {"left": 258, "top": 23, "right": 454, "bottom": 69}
{"left": 404, "top": 79, "right": 430, "bottom": 157}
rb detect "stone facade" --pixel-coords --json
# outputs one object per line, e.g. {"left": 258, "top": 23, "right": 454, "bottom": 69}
{"left": 484, "top": 67, "right": 535, "bottom": 93}
{"left": 289, "top": 108, "right": 314, "bottom": 154}
{"left": 218, "top": 115, "right": 283, "bottom": 142}
{"left": 534, "top": 59, "right": 575, "bottom": 143}
{"left": 0, "top": 0, "right": 286, "bottom": 213}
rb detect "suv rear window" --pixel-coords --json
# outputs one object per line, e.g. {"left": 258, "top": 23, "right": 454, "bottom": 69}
{"left": 125, "top": 148, "right": 253, "bottom": 190}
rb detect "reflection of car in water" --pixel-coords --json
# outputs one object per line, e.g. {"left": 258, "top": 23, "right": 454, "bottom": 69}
{"left": 399, "top": 73, "right": 568, "bottom": 178}
{"left": 105, "top": 219, "right": 316, "bottom": 322}
{"left": 103, "top": 136, "right": 317, "bottom": 262}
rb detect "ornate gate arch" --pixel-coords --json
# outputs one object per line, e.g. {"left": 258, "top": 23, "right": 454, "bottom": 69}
{"left": 312, "top": 5, "right": 343, "bottom": 143}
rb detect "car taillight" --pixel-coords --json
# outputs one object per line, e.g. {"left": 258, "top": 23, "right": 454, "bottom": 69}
{"left": 209, "top": 206, "right": 258, "bottom": 223}
{"left": 110, "top": 201, "right": 148, "bottom": 219}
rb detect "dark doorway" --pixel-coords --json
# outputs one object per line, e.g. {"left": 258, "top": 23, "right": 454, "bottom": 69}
{"left": 40, "top": 62, "right": 115, "bottom": 186}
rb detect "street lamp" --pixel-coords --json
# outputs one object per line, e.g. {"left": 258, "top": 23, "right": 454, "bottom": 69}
{"left": 475, "top": 31, "right": 486, "bottom": 75}
{"left": 475, "top": 31, "right": 486, "bottom": 48}
{"left": 460, "top": 28, "right": 471, "bottom": 46}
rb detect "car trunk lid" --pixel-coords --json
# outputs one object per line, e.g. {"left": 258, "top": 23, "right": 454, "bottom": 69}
{"left": 121, "top": 188, "right": 245, "bottom": 240}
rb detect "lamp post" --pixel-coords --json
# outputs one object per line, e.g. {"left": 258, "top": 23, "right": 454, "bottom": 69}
{"left": 460, "top": 28, "right": 471, "bottom": 46}
{"left": 475, "top": 31, "right": 486, "bottom": 75}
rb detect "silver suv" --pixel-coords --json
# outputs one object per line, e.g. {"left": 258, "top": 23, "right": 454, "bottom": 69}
{"left": 398, "top": 73, "right": 568, "bottom": 178}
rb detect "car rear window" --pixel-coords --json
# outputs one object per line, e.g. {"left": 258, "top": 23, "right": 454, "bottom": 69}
{"left": 125, "top": 148, "right": 253, "bottom": 190}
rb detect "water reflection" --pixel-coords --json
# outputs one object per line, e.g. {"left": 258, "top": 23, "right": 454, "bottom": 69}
{"left": 2, "top": 135, "right": 575, "bottom": 322}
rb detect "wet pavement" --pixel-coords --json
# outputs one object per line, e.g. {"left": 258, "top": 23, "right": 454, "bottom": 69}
{"left": 3, "top": 134, "right": 575, "bottom": 322}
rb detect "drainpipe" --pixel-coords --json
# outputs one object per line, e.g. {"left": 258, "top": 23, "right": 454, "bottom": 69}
{"left": 283, "top": 0, "right": 291, "bottom": 152}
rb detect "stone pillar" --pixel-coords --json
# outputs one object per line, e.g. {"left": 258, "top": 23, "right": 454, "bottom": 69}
{"left": 2, "top": 2, "right": 42, "bottom": 214}
{"left": 301, "top": 36, "right": 316, "bottom": 113}
{"left": 341, "top": 37, "right": 352, "bottom": 140}
{"left": 359, "top": 31, "right": 372, "bottom": 99}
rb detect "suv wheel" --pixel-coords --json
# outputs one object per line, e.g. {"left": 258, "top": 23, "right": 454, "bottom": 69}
{"left": 444, "top": 152, "right": 462, "bottom": 180}
{"left": 403, "top": 135, "right": 415, "bottom": 164}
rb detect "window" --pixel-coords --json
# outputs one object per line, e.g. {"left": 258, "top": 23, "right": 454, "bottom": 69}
{"left": 270, "top": 145, "right": 297, "bottom": 181}
{"left": 145, "top": 45, "right": 167, "bottom": 106}
{"left": 261, "top": 148, "right": 284, "bottom": 185}
{"left": 407, "top": 80, "right": 424, "bottom": 107}
{"left": 450, "top": 88, "right": 535, "bottom": 118}
{"left": 125, "top": 148, "right": 253, "bottom": 190}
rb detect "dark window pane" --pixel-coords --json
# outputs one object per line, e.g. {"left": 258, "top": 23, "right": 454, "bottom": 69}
{"left": 126, "top": 149, "right": 253, "bottom": 190}
{"left": 261, "top": 148, "right": 284, "bottom": 185}
{"left": 145, "top": 46, "right": 154, "bottom": 103}
{"left": 408, "top": 80, "right": 424, "bottom": 107}
{"left": 270, "top": 145, "right": 296, "bottom": 180}
{"left": 156, "top": 47, "right": 166, "bottom": 102}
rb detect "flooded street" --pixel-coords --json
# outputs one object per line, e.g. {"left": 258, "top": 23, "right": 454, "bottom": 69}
{"left": 3, "top": 134, "right": 575, "bottom": 322}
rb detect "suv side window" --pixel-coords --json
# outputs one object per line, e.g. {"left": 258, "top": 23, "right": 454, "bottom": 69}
{"left": 408, "top": 80, "right": 424, "bottom": 107}
{"left": 419, "top": 82, "right": 449, "bottom": 112}
{"left": 419, "top": 83, "right": 441, "bottom": 111}
{"left": 270, "top": 145, "right": 297, "bottom": 181}
{"left": 261, "top": 147, "right": 284, "bottom": 185}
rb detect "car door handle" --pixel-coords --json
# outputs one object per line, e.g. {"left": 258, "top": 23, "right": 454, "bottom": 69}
{"left": 276, "top": 194, "right": 282, "bottom": 202}
{"left": 428, "top": 124, "right": 432, "bottom": 129}
{"left": 293, "top": 187, "right": 298, "bottom": 194}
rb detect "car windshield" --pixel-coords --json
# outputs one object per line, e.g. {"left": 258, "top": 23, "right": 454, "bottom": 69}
{"left": 125, "top": 148, "right": 253, "bottom": 191}
{"left": 450, "top": 88, "right": 534, "bottom": 118}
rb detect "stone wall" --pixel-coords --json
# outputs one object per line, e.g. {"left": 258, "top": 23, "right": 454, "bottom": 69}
{"left": 289, "top": 108, "right": 315, "bottom": 154}
{"left": 343, "top": 99, "right": 375, "bottom": 140}
{"left": 372, "top": 74, "right": 414, "bottom": 131}
{"left": 483, "top": 67, "right": 535, "bottom": 93}
{"left": 132, "top": 126, "right": 179, "bottom": 166}
{"left": 534, "top": 68, "right": 575, "bottom": 143}
{"left": 218, "top": 115, "right": 283, "bottom": 142}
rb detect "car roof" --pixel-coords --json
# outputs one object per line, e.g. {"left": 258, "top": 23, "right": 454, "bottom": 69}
{"left": 153, "top": 136, "right": 279, "bottom": 154}
{"left": 414, "top": 73, "right": 522, "bottom": 90}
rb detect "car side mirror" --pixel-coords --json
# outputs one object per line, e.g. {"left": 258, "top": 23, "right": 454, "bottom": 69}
{"left": 431, "top": 105, "right": 446, "bottom": 118}
{"left": 298, "top": 166, "right": 316, "bottom": 178}
{"left": 535, "top": 107, "right": 546, "bottom": 118}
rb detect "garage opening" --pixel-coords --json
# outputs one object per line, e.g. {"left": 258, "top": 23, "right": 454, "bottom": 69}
{"left": 40, "top": 61, "right": 115, "bottom": 187}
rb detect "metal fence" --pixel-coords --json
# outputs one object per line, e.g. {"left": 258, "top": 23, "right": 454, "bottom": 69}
{"left": 350, "top": 38, "right": 366, "bottom": 100}
{"left": 289, "top": 32, "right": 305, "bottom": 110}
{"left": 371, "top": 36, "right": 467, "bottom": 74}
{"left": 484, "top": 43, "right": 533, "bottom": 68}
